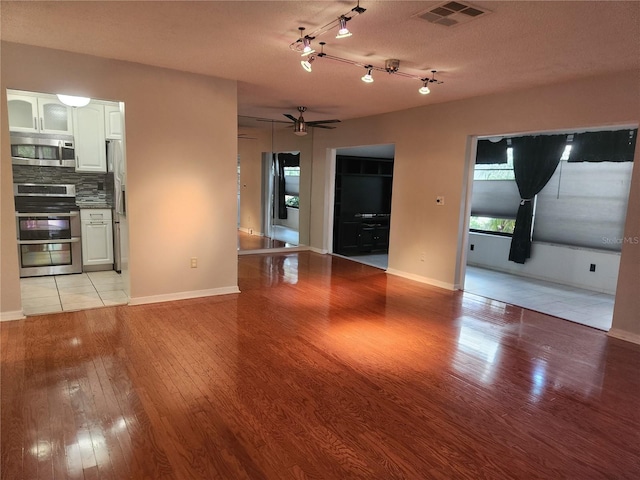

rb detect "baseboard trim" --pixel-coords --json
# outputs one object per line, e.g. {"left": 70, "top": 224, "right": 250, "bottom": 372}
{"left": 386, "top": 268, "right": 456, "bottom": 291}
{"left": 129, "top": 286, "right": 240, "bottom": 306}
{"left": 238, "top": 227, "right": 264, "bottom": 236}
{"left": 1, "top": 310, "right": 26, "bottom": 322}
{"left": 309, "top": 247, "right": 328, "bottom": 254}
{"left": 238, "top": 245, "right": 310, "bottom": 256}
{"left": 607, "top": 328, "right": 640, "bottom": 345}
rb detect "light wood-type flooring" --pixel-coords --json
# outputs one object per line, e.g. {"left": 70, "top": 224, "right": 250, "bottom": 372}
{"left": 2, "top": 252, "right": 639, "bottom": 479}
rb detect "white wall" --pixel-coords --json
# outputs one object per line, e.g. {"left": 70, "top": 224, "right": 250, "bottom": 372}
{"left": 467, "top": 233, "right": 620, "bottom": 294}
{"left": 1, "top": 42, "right": 239, "bottom": 315}
{"left": 275, "top": 207, "right": 299, "bottom": 231}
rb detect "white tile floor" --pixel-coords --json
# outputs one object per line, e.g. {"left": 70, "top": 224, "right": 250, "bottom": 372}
{"left": 272, "top": 225, "right": 299, "bottom": 245}
{"left": 345, "top": 253, "right": 389, "bottom": 270}
{"left": 464, "top": 266, "right": 614, "bottom": 331}
{"left": 20, "top": 270, "right": 128, "bottom": 316}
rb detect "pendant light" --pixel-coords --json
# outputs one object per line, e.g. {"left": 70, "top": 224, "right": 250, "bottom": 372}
{"left": 361, "top": 66, "right": 374, "bottom": 83}
{"left": 57, "top": 94, "right": 91, "bottom": 107}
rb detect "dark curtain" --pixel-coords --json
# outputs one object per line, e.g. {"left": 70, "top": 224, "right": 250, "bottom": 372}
{"left": 476, "top": 138, "right": 508, "bottom": 164}
{"left": 570, "top": 129, "right": 637, "bottom": 163}
{"left": 276, "top": 155, "right": 287, "bottom": 220}
{"left": 508, "top": 135, "right": 567, "bottom": 264}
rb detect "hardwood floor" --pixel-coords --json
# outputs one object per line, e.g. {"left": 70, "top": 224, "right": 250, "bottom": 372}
{"left": 2, "top": 251, "right": 640, "bottom": 479}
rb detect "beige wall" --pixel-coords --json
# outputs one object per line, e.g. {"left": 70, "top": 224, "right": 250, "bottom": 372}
{"left": 1, "top": 42, "right": 238, "bottom": 313}
{"left": 238, "top": 127, "right": 270, "bottom": 234}
{"left": 611, "top": 138, "right": 640, "bottom": 343}
{"left": 308, "top": 70, "right": 640, "bottom": 337}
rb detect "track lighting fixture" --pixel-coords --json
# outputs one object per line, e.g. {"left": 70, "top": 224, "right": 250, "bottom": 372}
{"left": 301, "top": 56, "right": 315, "bottom": 72}
{"left": 291, "top": 3, "right": 445, "bottom": 96}
{"left": 361, "top": 66, "right": 374, "bottom": 83}
{"left": 309, "top": 43, "right": 443, "bottom": 94}
{"left": 336, "top": 16, "right": 352, "bottom": 39}
{"left": 289, "top": 1, "right": 365, "bottom": 53}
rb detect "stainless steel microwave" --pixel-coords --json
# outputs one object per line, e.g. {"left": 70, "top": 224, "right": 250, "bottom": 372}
{"left": 11, "top": 135, "right": 75, "bottom": 167}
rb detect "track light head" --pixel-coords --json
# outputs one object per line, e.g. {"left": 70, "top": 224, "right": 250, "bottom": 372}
{"left": 361, "top": 66, "right": 374, "bottom": 83}
{"left": 419, "top": 79, "right": 430, "bottom": 95}
{"left": 336, "top": 16, "right": 352, "bottom": 38}
{"left": 301, "top": 36, "right": 315, "bottom": 56}
{"left": 301, "top": 56, "right": 315, "bottom": 72}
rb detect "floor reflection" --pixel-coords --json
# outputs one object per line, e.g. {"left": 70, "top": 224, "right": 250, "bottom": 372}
{"left": 454, "top": 317, "right": 502, "bottom": 384}
{"left": 237, "top": 227, "right": 298, "bottom": 251}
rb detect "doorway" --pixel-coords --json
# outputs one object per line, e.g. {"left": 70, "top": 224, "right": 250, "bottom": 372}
{"left": 331, "top": 144, "right": 395, "bottom": 270}
{"left": 462, "top": 128, "right": 636, "bottom": 331}
{"left": 7, "top": 89, "right": 130, "bottom": 316}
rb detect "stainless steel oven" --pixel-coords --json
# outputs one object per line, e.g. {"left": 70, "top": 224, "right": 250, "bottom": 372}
{"left": 14, "top": 184, "right": 82, "bottom": 277}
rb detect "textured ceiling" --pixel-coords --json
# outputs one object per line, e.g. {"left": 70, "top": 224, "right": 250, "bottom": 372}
{"left": 2, "top": 1, "right": 639, "bottom": 124}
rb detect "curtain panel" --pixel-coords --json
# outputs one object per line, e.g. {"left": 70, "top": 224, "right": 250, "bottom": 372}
{"left": 508, "top": 135, "right": 567, "bottom": 264}
{"left": 276, "top": 155, "right": 288, "bottom": 220}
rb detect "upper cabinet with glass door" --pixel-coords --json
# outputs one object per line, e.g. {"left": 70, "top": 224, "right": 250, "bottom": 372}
{"left": 7, "top": 90, "right": 73, "bottom": 135}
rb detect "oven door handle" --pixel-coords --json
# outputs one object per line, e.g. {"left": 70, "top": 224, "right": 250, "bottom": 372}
{"left": 17, "top": 238, "right": 81, "bottom": 245}
{"left": 16, "top": 212, "right": 80, "bottom": 218}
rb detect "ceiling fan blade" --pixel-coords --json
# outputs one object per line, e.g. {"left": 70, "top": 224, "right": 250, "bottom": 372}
{"left": 256, "top": 118, "right": 292, "bottom": 124}
{"left": 283, "top": 114, "right": 297, "bottom": 122}
{"left": 307, "top": 119, "right": 341, "bottom": 125}
{"left": 310, "top": 124, "right": 336, "bottom": 129}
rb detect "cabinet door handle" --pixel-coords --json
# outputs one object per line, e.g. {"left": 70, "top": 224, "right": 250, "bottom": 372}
{"left": 40, "top": 117, "right": 44, "bottom": 130}
{"left": 76, "top": 156, "right": 79, "bottom": 169}
{"left": 33, "top": 117, "right": 38, "bottom": 130}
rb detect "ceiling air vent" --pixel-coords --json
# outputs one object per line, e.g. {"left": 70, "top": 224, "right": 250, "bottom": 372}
{"left": 416, "top": 2, "right": 489, "bottom": 27}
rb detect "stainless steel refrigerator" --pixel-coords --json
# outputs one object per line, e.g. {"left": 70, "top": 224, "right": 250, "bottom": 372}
{"left": 107, "top": 139, "right": 125, "bottom": 272}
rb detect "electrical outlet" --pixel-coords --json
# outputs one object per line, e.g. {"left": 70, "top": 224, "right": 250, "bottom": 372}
{"left": 436, "top": 196, "right": 445, "bottom": 205}
{"left": 590, "top": 263, "right": 596, "bottom": 272}
{"left": 420, "top": 252, "right": 426, "bottom": 262}
{"left": 191, "top": 257, "right": 198, "bottom": 268}
{"left": 470, "top": 244, "right": 475, "bottom": 251}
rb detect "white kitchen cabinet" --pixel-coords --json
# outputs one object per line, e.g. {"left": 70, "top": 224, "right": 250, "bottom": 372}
{"left": 7, "top": 91, "right": 73, "bottom": 135}
{"left": 104, "top": 104, "right": 124, "bottom": 140}
{"left": 74, "top": 102, "right": 107, "bottom": 172}
{"left": 81, "top": 209, "right": 114, "bottom": 268}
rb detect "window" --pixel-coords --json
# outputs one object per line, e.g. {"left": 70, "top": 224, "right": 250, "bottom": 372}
{"left": 470, "top": 129, "right": 636, "bottom": 250}
{"left": 284, "top": 195, "right": 299, "bottom": 208}
{"left": 284, "top": 165, "right": 300, "bottom": 208}
{"left": 283, "top": 166, "right": 300, "bottom": 176}
{"left": 471, "top": 140, "right": 518, "bottom": 235}
{"left": 474, "top": 147, "right": 515, "bottom": 180}
{"left": 469, "top": 216, "right": 515, "bottom": 235}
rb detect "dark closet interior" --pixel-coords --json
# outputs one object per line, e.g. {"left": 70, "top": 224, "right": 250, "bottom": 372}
{"left": 333, "top": 155, "right": 394, "bottom": 256}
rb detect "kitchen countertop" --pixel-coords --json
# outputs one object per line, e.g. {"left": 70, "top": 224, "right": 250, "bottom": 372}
{"left": 76, "top": 201, "right": 112, "bottom": 209}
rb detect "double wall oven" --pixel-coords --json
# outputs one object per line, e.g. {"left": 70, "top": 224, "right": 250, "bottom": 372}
{"left": 14, "top": 184, "right": 82, "bottom": 277}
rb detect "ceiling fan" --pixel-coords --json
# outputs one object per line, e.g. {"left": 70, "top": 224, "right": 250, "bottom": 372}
{"left": 258, "top": 107, "right": 340, "bottom": 136}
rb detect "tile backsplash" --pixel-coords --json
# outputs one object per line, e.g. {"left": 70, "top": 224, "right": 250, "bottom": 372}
{"left": 12, "top": 165, "right": 114, "bottom": 204}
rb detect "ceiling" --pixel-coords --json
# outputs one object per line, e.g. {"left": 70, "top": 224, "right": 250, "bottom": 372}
{"left": 2, "top": 1, "right": 639, "bottom": 124}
